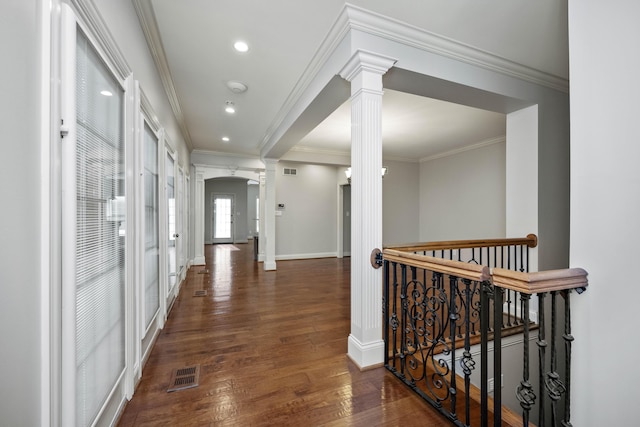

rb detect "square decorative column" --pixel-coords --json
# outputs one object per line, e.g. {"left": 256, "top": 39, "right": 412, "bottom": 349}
{"left": 193, "top": 167, "right": 206, "bottom": 265}
{"left": 340, "top": 50, "right": 396, "bottom": 368}
{"left": 263, "top": 159, "right": 278, "bottom": 271}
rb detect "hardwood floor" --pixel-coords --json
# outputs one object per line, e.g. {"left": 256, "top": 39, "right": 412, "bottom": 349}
{"left": 117, "top": 243, "right": 452, "bottom": 426}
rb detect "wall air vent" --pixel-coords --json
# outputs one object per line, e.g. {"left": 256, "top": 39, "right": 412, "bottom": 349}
{"left": 283, "top": 167, "right": 297, "bottom": 176}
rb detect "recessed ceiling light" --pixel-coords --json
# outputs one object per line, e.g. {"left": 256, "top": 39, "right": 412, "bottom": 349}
{"left": 233, "top": 41, "right": 249, "bottom": 53}
{"left": 222, "top": 137, "right": 230, "bottom": 142}
{"left": 225, "top": 101, "right": 236, "bottom": 114}
{"left": 100, "top": 90, "right": 113, "bottom": 96}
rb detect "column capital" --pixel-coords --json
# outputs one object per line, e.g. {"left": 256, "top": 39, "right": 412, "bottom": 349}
{"left": 262, "top": 159, "right": 279, "bottom": 171}
{"left": 339, "top": 49, "right": 397, "bottom": 82}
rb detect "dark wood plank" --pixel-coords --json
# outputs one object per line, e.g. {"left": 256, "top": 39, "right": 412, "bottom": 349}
{"left": 117, "top": 243, "right": 457, "bottom": 426}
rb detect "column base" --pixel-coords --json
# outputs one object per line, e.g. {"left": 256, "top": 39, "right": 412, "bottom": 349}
{"left": 264, "top": 261, "right": 277, "bottom": 271}
{"left": 347, "top": 334, "right": 384, "bottom": 369}
{"left": 193, "top": 256, "right": 206, "bottom": 266}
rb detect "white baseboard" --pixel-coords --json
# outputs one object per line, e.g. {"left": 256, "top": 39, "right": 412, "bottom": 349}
{"left": 347, "top": 335, "right": 384, "bottom": 369}
{"left": 275, "top": 251, "right": 337, "bottom": 261}
{"left": 193, "top": 255, "right": 205, "bottom": 265}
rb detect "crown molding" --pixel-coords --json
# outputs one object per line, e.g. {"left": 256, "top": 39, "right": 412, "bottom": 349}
{"left": 344, "top": 3, "right": 569, "bottom": 93}
{"left": 133, "top": 0, "right": 193, "bottom": 150}
{"left": 420, "top": 136, "right": 506, "bottom": 163}
{"left": 288, "top": 145, "right": 418, "bottom": 163}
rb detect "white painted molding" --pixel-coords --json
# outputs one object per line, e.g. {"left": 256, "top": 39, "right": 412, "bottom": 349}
{"left": 347, "top": 335, "right": 385, "bottom": 369}
{"left": 344, "top": 4, "right": 569, "bottom": 93}
{"left": 420, "top": 136, "right": 506, "bottom": 163}
{"left": 140, "top": 89, "right": 161, "bottom": 133}
{"left": 287, "top": 145, "right": 419, "bottom": 164}
{"left": 132, "top": 0, "right": 193, "bottom": 149}
{"left": 275, "top": 252, "right": 338, "bottom": 261}
{"left": 69, "top": 0, "right": 131, "bottom": 80}
{"left": 339, "top": 49, "right": 397, "bottom": 82}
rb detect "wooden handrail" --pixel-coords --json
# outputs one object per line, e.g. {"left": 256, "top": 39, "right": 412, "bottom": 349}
{"left": 383, "top": 249, "right": 490, "bottom": 282}
{"left": 492, "top": 267, "right": 588, "bottom": 294}
{"left": 385, "top": 234, "right": 538, "bottom": 253}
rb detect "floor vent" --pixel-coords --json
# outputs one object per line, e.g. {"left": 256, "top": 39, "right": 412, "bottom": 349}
{"left": 167, "top": 365, "right": 200, "bottom": 392}
{"left": 197, "top": 269, "right": 209, "bottom": 274}
{"left": 193, "top": 290, "right": 207, "bottom": 297}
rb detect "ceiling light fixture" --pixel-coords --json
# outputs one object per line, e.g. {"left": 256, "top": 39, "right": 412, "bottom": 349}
{"left": 222, "top": 136, "right": 230, "bottom": 142}
{"left": 225, "top": 101, "right": 236, "bottom": 114}
{"left": 226, "top": 80, "right": 248, "bottom": 94}
{"left": 233, "top": 41, "right": 249, "bottom": 53}
{"left": 100, "top": 90, "right": 113, "bottom": 96}
{"left": 344, "top": 167, "right": 388, "bottom": 184}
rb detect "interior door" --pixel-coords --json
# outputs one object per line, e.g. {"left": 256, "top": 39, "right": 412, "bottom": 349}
{"left": 212, "top": 194, "right": 234, "bottom": 244}
{"left": 176, "top": 167, "right": 184, "bottom": 280}
{"left": 166, "top": 151, "right": 176, "bottom": 291}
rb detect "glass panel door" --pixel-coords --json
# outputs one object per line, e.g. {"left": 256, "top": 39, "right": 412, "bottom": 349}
{"left": 143, "top": 123, "right": 159, "bottom": 328}
{"left": 177, "top": 168, "right": 184, "bottom": 279}
{"left": 72, "top": 28, "right": 125, "bottom": 427}
{"left": 166, "top": 152, "right": 176, "bottom": 290}
{"left": 213, "top": 194, "right": 234, "bottom": 244}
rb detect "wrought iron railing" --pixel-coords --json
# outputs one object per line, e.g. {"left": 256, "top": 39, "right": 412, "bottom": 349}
{"left": 386, "top": 235, "right": 538, "bottom": 334}
{"left": 381, "top": 236, "right": 587, "bottom": 427}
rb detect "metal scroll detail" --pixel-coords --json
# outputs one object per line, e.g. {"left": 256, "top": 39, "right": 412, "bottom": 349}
{"left": 384, "top": 261, "right": 479, "bottom": 426}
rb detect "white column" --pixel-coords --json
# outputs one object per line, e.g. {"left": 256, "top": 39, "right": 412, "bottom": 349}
{"left": 193, "top": 167, "right": 206, "bottom": 265}
{"left": 263, "top": 159, "right": 278, "bottom": 270}
{"left": 258, "top": 172, "right": 266, "bottom": 262}
{"left": 340, "top": 50, "right": 395, "bottom": 368}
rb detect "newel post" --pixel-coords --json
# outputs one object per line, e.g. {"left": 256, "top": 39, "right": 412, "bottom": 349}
{"left": 340, "top": 50, "right": 396, "bottom": 368}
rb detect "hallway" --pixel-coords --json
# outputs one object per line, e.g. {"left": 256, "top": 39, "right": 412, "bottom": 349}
{"left": 117, "top": 243, "right": 449, "bottom": 426}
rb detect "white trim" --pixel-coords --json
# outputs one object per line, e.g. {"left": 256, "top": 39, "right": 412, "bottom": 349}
{"left": 344, "top": 4, "right": 568, "bottom": 92}
{"left": 68, "top": 0, "right": 131, "bottom": 80}
{"left": 40, "top": 0, "right": 55, "bottom": 425}
{"left": 347, "top": 335, "right": 384, "bottom": 369}
{"left": 60, "top": 7, "right": 77, "bottom": 424}
{"left": 275, "top": 252, "right": 338, "bottom": 261}
{"left": 132, "top": 0, "right": 193, "bottom": 149}
{"left": 420, "top": 136, "right": 506, "bottom": 163}
{"left": 288, "top": 145, "right": 420, "bottom": 164}
{"left": 124, "top": 73, "right": 137, "bottom": 400}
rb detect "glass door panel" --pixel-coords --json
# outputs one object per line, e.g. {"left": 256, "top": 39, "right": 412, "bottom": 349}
{"left": 213, "top": 194, "right": 234, "bottom": 244}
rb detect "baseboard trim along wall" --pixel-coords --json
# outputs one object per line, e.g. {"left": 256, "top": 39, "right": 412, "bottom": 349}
{"left": 275, "top": 252, "right": 337, "bottom": 261}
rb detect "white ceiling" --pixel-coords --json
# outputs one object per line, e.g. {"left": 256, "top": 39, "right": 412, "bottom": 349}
{"left": 141, "top": 0, "right": 568, "bottom": 161}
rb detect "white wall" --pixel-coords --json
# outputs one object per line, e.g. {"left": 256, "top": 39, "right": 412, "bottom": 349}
{"left": 276, "top": 162, "right": 338, "bottom": 258}
{"left": 0, "top": 1, "right": 42, "bottom": 425}
{"left": 382, "top": 160, "right": 420, "bottom": 246}
{"left": 569, "top": 1, "right": 640, "bottom": 424}
{"left": 419, "top": 141, "right": 506, "bottom": 241}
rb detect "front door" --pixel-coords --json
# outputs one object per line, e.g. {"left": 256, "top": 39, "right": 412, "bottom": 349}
{"left": 213, "top": 194, "right": 234, "bottom": 244}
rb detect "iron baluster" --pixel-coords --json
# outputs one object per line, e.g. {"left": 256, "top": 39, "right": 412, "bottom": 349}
{"left": 493, "top": 286, "right": 504, "bottom": 427}
{"left": 480, "top": 281, "right": 492, "bottom": 427}
{"left": 390, "top": 262, "right": 400, "bottom": 370}
{"left": 461, "top": 279, "right": 477, "bottom": 426}
{"left": 546, "top": 291, "right": 567, "bottom": 426}
{"left": 562, "top": 290, "right": 574, "bottom": 427}
{"left": 384, "top": 259, "right": 390, "bottom": 367}
{"left": 516, "top": 293, "right": 535, "bottom": 426}
{"left": 537, "top": 292, "right": 547, "bottom": 426}
{"left": 448, "top": 274, "right": 459, "bottom": 420}
{"left": 400, "top": 264, "right": 408, "bottom": 377}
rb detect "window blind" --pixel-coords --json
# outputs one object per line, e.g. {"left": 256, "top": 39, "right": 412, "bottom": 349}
{"left": 75, "top": 30, "right": 125, "bottom": 427}
{"left": 143, "top": 123, "right": 159, "bottom": 328}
